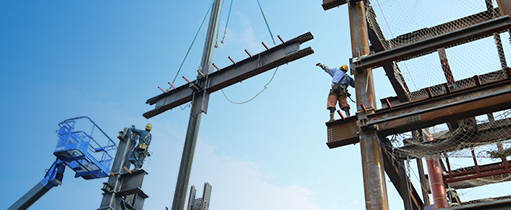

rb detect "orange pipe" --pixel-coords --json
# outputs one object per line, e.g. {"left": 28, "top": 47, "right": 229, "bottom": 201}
{"left": 425, "top": 136, "right": 449, "bottom": 209}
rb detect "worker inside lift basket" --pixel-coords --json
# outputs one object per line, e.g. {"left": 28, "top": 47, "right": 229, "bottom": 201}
{"left": 128, "top": 123, "right": 152, "bottom": 170}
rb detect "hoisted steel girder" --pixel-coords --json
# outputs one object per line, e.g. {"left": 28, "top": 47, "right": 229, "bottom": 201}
{"left": 326, "top": 78, "right": 511, "bottom": 149}
{"left": 143, "top": 32, "right": 314, "bottom": 119}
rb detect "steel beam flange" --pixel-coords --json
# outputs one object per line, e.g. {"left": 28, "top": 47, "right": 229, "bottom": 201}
{"left": 352, "top": 15, "right": 511, "bottom": 70}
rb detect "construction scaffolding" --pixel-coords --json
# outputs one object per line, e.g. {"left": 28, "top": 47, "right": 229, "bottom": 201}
{"left": 323, "top": 0, "right": 511, "bottom": 209}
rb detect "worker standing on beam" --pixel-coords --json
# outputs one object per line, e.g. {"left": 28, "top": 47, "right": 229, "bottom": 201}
{"left": 128, "top": 123, "right": 152, "bottom": 170}
{"left": 316, "top": 63, "right": 355, "bottom": 121}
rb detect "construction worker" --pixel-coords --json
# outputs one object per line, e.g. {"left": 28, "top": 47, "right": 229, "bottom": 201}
{"left": 316, "top": 63, "right": 355, "bottom": 121}
{"left": 128, "top": 123, "right": 152, "bottom": 170}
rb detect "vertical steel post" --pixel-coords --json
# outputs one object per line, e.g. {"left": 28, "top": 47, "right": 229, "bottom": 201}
{"left": 171, "top": 1, "right": 222, "bottom": 210}
{"left": 98, "top": 128, "right": 134, "bottom": 210}
{"left": 486, "top": 0, "right": 508, "bottom": 69}
{"left": 437, "top": 48, "right": 455, "bottom": 86}
{"left": 348, "top": 1, "right": 389, "bottom": 210}
{"left": 416, "top": 158, "right": 430, "bottom": 207}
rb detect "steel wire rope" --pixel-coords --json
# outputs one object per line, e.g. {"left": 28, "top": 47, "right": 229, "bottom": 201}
{"left": 214, "top": 0, "right": 225, "bottom": 48}
{"left": 171, "top": 0, "right": 215, "bottom": 85}
{"left": 221, "top": 67, "right": 279, "bottom": 104}
{"left": 219, "top": 0, "right": 234, "bottom": 45}
{"left": 256, "top": 0, "right": 276, "bottom": 45}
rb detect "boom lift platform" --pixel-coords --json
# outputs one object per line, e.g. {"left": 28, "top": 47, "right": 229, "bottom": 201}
{"left": 9, "top": 116, "right": 117, "bottom": 210}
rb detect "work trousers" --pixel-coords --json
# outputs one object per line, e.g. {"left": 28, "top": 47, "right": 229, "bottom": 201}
{"left": 129, "top": 148, "right": 148, "bottom": 169}
{"left": 327, "top": 89, "right": 349, "bottom": 110}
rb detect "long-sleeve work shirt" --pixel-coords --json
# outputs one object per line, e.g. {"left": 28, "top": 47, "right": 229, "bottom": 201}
{"left": 319, "top": 64, "right": 355, "bottom": 87}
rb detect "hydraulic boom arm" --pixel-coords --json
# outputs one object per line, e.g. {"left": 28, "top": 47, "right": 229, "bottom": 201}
{"left": 8, "top": 159, "right": 66, "bottom": 210}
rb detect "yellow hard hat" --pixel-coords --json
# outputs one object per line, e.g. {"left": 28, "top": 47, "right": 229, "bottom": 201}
{"left": 145, "top": 123, "right": 152, "bottom": 131}
{"left": 340, "top": 65, "right": 348, "bottom": 71}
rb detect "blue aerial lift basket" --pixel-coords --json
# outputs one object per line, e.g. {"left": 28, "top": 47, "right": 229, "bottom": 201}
{"left": 53, "top": 116, "right": 117, "bottom": 179}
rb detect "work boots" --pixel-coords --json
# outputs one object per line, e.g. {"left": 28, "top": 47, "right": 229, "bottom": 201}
{"left": 342, "top": 107, "right": 350, "bottom": 117}
{"left": 329, "top": 107, "right": 336, "bottom": 122}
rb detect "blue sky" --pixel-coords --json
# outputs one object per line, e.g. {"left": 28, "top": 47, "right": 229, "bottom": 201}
{"left": 5, "top": 0, "right": 501, "bottom": 210}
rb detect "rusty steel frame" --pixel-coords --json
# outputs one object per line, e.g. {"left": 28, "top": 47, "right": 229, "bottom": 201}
{"left": 366, "top": 79, "right": 511, "bottom": 136}
{"left": 348, "top": 1, "right": 389, "bottom": 209}
{"left": 143, "top": 32, "right": 314, "bottom": 119}
{"left": 352, "top": 15, "right": 511, "bottom": 70}
{"left": 387, "top": 8, "right": 501, "bottom": 49}
{"left": 326, "top": 77, "right": 511, "bottom": 149}
{"left": 443, "top": 157, "right": 511, "bottom": 184}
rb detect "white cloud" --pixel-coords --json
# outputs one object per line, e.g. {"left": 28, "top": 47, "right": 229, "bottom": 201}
{"left": 190, "top": 139, "right": 328, "bottom": 210}
{"left": 144, "top": 124, "right": 327, "bottom": 210}
{"left": 218, "top": 12, "right": 261, "bottom": 52}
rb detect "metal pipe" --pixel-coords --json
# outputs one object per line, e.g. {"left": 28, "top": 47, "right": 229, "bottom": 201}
{"left": 425, "top": 136, "right": 448, "bottom": 209}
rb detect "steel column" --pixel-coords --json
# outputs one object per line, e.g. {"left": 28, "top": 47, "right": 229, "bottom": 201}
{"left": 171, "top": 1, "right": 222, "bottom": 210}
{"left": 416, "top": 158, "right": 430, "bottom": 207}
{"left": 349, "top": 1, "right": 388, "bottom": 209}
{"left": 98, "top": 128, "right": 134, "bottom": 210}
{"left": 486, "top": 0, "right": 508, "bottom": 69}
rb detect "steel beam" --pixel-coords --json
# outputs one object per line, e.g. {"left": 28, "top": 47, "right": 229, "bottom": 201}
{"left": 445, "top": 198, "right": 511, "bottom": 210}
{"left": 326, "top": 78, "right": 511, "bottom": 149}
{"left": 322, "top": 0, "right": 347, "bottom": 11}
{"left": 368, "top": 79, "right": 511, "bottom": 136}
{"left": 326, "top": 116, "right": 358, "bottom": 148}
{"left": 352, "top": 15, "right": 511, "bottom": 70}
{"left": 387, "top": 8, "right": 500, "bottom": 49}
{"left": 143, "top": 32, "right": 314, "bottom": 119}
{"left": 447, "top": 160, "right": 511, "bottom": 189}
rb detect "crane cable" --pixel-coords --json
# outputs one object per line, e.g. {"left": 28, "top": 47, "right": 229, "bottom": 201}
{"left": 172, "top": 0, "right": 215, "bottom": 84}
{"left": 219, "top": 0, "right": 234, "bottom": 45}
{"left": 221, "top": 67, "right": 279, "bottom": 104}
{"left": 256, "top": 0, "right": 276, "bottom": 45}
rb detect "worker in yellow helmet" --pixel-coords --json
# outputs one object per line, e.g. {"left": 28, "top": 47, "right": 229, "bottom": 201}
{"left": 128, "top": 123, "right": 152, "bottom": 170}
{"left": 316, "top": 63, "right": 355, "bottom": 121}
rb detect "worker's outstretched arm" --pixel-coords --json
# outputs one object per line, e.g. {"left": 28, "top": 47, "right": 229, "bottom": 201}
{"left": 316, "top": 63, "right": 335, "bottom": 77}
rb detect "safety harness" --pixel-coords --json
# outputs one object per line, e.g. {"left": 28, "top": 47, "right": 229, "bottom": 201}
{"left": 331, "top": 73, "right": 348, "bottom": 96}
{"left": 330, "top": 73, "right": 356, "bottom": 103}
{"left": 137, "top": 133, "right": 151, "bottom": 151}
